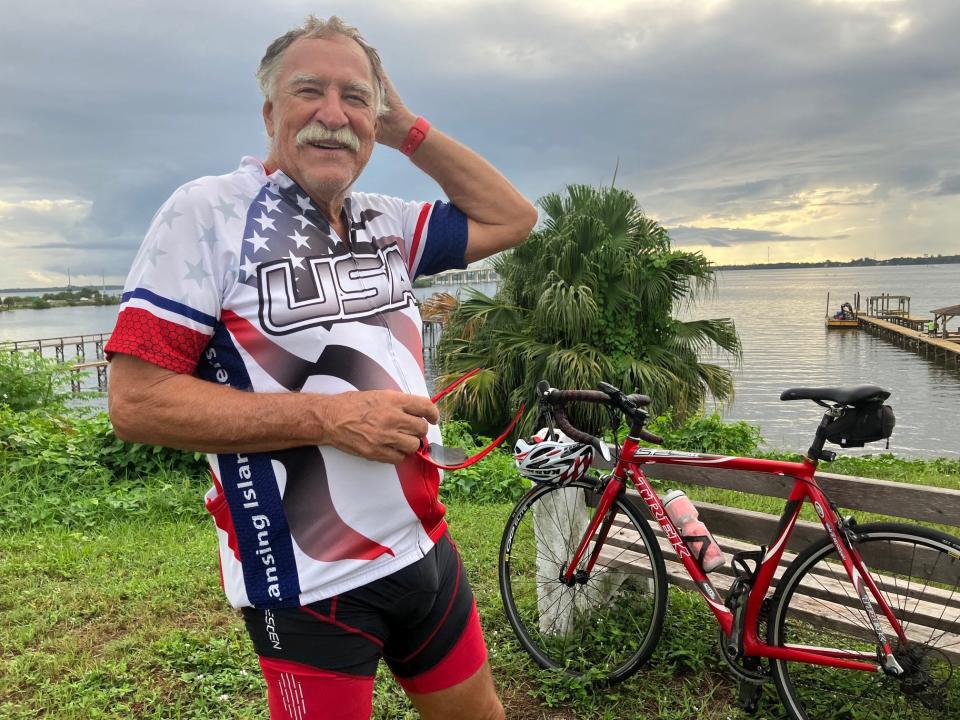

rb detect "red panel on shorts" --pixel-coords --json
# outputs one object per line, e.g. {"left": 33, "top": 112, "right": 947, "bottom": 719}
{"left": 394, "top": 600, "right": 487, "bottom": 695}
{"left": 258, "top": 656, "right": 375, "bottom": 720}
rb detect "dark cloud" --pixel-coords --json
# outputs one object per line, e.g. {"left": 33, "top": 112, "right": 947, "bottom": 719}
{"left": 934, "top": 174, "right": 960, "bottom": 196}
{"left": 2, "top": 0, "right": 960, "bottom": 285}
{"left": 668, "top": 226, "right": 840, "bottom": 248}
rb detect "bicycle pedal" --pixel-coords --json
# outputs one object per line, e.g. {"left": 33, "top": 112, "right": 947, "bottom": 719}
{"left": 738, "top": 680, "right": 764, "bottom": 715}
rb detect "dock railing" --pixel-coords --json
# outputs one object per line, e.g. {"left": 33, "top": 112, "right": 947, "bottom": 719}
{"left": 1, "top": 333, "right": 111, "bottom": 394}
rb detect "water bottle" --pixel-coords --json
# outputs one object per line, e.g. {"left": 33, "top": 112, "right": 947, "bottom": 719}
{"left": 663, "top": 490, "right": 725, "bottom": 572}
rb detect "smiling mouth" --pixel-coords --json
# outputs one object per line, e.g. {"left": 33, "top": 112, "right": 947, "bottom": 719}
{"left": 308, "top": 142, "right": 352, "bottom": 152}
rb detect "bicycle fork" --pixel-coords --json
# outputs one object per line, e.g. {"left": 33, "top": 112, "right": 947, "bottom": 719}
{"left": 559, "top": 475, "right": 625, "bottom": 584}
{"left": 809, "top": 487, "right": 908, "bottom": 676}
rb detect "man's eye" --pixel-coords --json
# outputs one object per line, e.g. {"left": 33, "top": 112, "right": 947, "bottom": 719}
{"left": 346, "top": 95, "right": 369, "bottom": 105}
{"left": 298, "top": 87, "right": 321, "bottom": 96}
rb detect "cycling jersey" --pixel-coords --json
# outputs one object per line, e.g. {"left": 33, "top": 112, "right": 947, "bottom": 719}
{"left": 105, "top": 156, "right": 468, "bottom": 609}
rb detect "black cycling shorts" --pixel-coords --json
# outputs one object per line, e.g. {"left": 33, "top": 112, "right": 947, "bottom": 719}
{"left": 242, "top": 532, "right": 486, "bottom": 718}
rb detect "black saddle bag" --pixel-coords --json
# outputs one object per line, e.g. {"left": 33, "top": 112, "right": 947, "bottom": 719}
{"left": 823, "top": 403, "right": 896, "bottom": 448}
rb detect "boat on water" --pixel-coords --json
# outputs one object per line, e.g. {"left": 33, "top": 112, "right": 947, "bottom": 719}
{"left": 825, "top": 291, "right": 859, "bottom": 328}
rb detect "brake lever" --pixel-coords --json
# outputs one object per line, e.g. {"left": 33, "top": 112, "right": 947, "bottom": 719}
{"left": 593, "top": 436, "right": 612, "bottom": 463}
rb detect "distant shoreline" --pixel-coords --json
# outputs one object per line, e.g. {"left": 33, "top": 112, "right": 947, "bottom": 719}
{"left": 713, "top": 255, "right": 960, "bottom": 271}
{"left": 0, "top": 284, "right": 124, "bottom": 293}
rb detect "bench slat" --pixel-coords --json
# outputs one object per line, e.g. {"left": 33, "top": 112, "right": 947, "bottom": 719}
{"left": 641, "top": 464, "right": 960, "bottom": 528}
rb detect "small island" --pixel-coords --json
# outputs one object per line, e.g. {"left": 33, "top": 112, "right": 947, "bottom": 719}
{"left": 0, "top": 286, "right": 120, "bottom": 311}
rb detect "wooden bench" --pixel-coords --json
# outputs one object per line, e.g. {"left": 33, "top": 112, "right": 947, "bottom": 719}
{"left": 590, "top": 465, "right": 960, "bottom": 661}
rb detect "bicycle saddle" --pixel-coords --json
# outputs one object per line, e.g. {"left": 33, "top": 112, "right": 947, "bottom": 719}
{"left": 779, "top": 385, "right": 889, "bottom": 405}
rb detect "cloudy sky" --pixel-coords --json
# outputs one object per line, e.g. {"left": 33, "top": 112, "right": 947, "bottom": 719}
{"left": 3, "top": 0, "right": 959, "bottom": 288}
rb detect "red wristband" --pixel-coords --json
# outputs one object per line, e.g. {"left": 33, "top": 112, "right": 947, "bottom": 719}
{"left": 399, "top": 117, "right": 431, "bottom": 157}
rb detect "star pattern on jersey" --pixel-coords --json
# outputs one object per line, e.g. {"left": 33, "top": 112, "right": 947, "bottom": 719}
{"left": 246, "top": 232, "right": 270, "bottom": 255}
{"left": 238, "top": 184, "right": 344, "bottom": 294}
{"left": 260, "top": 195, "right": 282, "bottom": 214}
{"left": 199, "top": 223, "right": 218, "bottom": 249}
{"left": 234, "top": 190, "right": 255, "bottom": 206}
{"left": 159, "top": 204, "right": 182, "bottom": 229}
{"left": 239, "top": 256, "right": 260, "bottom": 282}
{"left": 289, "top": 230, "right": 311, "bottom": 250}
{"left": 146, "top": 243, "right": 167, "bottom": 267}
{"left": 184, "top": 257, "right": 210, "bottom": 288}
{"left": 223, "top": 254, "right": 240, "bottom": 284}
{"left": 214, "top": 196, "right": 240, "bottom": 222}
{"left": 285, "top": 250, "right": 305, "bottom": 270}
{"left": 292, "top": 213, "right": 315, "bottom": 230}
{"left": 254, "top": 212, "right": 277, "bottom": 232}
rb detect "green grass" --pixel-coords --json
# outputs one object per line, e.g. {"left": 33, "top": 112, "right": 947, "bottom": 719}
{"left": 2, "top": 409, "right": 957, "bottom": 718}
{"left": 0, "top": 501, "right": 761, "bottom": 720}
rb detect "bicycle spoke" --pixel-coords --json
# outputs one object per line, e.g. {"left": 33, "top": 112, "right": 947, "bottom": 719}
{"left": 770, "top": 524, "right": 960, "bottom": 720}
{"left": 499, "top": 481, "right": 666, "bottom": 683}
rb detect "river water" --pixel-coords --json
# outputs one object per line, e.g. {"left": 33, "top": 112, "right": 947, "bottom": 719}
{"left": 2, "top": 265, "right": 958, "bottom": 458}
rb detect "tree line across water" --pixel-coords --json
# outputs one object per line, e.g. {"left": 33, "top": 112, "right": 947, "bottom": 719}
{"left": 0, "top": 286, "right": 119, "bottom": 311}
{"left": 714, "top": 253, "right": 960, "bottom": 271}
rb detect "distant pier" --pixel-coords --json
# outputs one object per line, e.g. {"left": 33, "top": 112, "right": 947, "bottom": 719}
{"left": 825, "top": 293, "right": 960, "bottom": 369}
{"left": 2, "top": 322, "right": 446, "bottom": 395}
{"left": 858, "top": 315, "right": 960, "bottom": 368}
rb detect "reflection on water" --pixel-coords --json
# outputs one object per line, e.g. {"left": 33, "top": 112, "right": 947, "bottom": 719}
{"left": 3, "top": 268, "right": 958, "bottom": 458}
{"left": 693, "top": 265, "right": 960, "bottom": 458}
{"left": 416, "top": 268, "right": 960, "bottom": 458}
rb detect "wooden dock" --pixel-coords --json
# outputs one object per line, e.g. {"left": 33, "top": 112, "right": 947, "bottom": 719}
{"left": 822, "top": 292, "right": 960, "bottom": 368}
{"left": 1, "top": 333, "right": 112, "bottom": 394}
{"left": 2, "top": 321, "right": 445, "bottom": 395}
{"left": 858, "top": 315, "right": 960, "bottom": 368}
{"left": 0, "top": 332, "right": 111, "bottom": 362}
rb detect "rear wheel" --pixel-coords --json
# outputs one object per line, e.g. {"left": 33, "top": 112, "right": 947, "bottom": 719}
{"left": 768, "top": 522, "right": 960, "bottom": 719}
{"left": 498, "top": 479, "right": 667, "bottom": 683}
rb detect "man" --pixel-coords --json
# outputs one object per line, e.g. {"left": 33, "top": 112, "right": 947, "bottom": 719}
{"left": 106, "top": 16, "right": 536, "bottom": 720}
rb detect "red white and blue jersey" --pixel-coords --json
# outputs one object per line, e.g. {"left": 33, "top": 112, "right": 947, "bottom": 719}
{"left": 106, "top": 156, "right": 468, "bottom": 609}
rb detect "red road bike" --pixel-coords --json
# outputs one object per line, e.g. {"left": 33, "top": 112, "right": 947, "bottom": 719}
{"left": 498, "top": 381, "right": 960, "bottom": 719}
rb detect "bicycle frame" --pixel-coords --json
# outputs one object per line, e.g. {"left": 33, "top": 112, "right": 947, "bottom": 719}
{"left": 560, "top": 431, "right": 908, "bottom": 674}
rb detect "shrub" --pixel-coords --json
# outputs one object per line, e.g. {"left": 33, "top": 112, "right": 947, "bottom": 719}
{"left": 439, "top": 420, "right": 527, "bottom": 503}
{"left": 0, "top": 405, "right": 207, "bottom": 530}
{"left": 0, "top": 351, "right": 72, "bottom": 411}
{"left": 645, "top": 411, "right": 763, "bottom": 456}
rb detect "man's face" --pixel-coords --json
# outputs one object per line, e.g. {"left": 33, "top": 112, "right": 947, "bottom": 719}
{"left": 263, "top": 35, "right": 378, "bottom": 209}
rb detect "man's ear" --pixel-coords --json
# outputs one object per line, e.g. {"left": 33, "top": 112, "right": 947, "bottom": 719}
{"left": 262, "top": 100, "right": 275, "bottom": 138}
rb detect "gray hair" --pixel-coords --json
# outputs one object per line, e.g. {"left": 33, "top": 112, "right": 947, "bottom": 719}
{"left": 257, "top": 15, "right": 388, "bottom": 117}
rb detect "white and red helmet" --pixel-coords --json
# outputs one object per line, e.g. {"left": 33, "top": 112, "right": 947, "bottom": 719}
{"left": 513, "top": 428, "right": 595, "bottom": 485}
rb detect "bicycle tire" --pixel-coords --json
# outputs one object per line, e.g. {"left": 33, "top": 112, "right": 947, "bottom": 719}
{"left": 768, "top": 521, "right": 960, "bottom": 720}
{"left": 498, "top": 479, "right": 667, "bottom": 684}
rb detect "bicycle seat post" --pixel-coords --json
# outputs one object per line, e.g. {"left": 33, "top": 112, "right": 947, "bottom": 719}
{"left": 806, "top": 413, "right": 836, "bottom": 463}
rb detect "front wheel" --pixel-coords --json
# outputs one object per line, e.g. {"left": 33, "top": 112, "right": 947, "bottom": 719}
{"left": 498, "top": 479, "right": 667, "bottom": 684}
{"left": 768, "top": 522, "right": 960, "bottom": 719}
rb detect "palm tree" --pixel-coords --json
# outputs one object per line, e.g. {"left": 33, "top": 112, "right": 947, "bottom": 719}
{"left": 435, "top": 184, "right": 740, "bottom": 436}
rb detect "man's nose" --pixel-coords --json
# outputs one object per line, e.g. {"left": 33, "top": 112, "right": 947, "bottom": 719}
{"left": 312, "top": 92, "right": 349, "bottom": 129}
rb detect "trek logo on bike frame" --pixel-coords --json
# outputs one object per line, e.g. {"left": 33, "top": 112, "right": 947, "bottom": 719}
{"left": 638, "top": 486, "right": 691, "bottom": 561}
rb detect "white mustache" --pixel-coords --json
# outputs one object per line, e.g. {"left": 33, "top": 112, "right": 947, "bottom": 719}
{"left": 295, "top": 123, "right": 360, "bottom": 152}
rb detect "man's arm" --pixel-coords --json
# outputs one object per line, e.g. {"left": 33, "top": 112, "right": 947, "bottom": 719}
{"left": 376, "top": 75, "right": 538, "bottom": 263}
{"left": 108, "top": 353, "right": 438, "bottom": 465}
